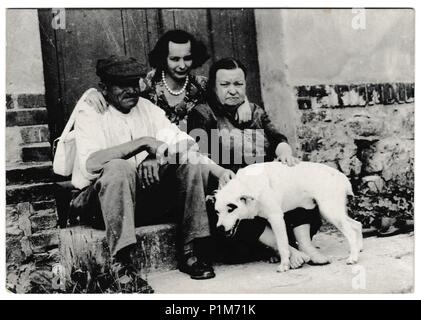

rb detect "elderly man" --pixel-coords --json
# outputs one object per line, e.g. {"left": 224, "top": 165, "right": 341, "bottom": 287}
{"left": 71, "top": 55, "right": 232, "bottom": 287}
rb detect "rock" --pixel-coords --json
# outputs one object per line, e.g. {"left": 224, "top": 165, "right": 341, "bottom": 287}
{"left": 6, "top": 226, "right": 25, "bottom": 264}
{"left": 339, "top": 156, "right": 362, "bottom": 176}
{"left": 18, "top": 212, "right": 32, "bottom": 237}
{"left": 362, "top": 175, "right": 385, "bottom": 193}
{"left": 6, "top": 205, "right": 18, "bottom": 227}
{"left": 363, "top": 137, "right": 414, "bottom": 183}
{"left": 344, "top": 113, "right": 384, "bottom": 139}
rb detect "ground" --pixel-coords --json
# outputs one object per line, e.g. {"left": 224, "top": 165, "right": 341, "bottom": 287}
{"left": 147, "top": 232, "right": 414, "bottom": 294}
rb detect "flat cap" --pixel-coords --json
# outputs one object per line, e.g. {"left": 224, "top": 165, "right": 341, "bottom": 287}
{"left": 96, "top": 55, "right": 146, "bottom": 85}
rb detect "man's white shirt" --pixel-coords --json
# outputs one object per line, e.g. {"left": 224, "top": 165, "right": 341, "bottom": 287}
{"left": 72, "top": 96, "right": 194, "bottom": 189}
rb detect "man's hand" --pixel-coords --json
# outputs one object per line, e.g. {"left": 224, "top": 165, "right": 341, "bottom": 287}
{"left": 275, "top": 142, "right": 300, "bottom": 166}
{"left": 144, "top": 137, "right": 168, "bottom": 159}
{"left": 84, "top": 89, "right": 108, "bottom": 113}
{"left": 218, "top": 169, "right": 236, "bottom": 188}
{"left": 138, "top": 157, "right": 160, "bottom": 188}
{"left": 235, "top": 97, "right": 252, "bottom": 124}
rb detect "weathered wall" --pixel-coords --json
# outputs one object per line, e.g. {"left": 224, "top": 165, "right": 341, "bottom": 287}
{"left": 6, "top": 9, "right": 47, "bottom": 164}
{"left": 255, "top": 9, "right": 414, "bottom": 226}
{"left": 6, "top": 9, "right": 45, "bottom": 94}
{"left": 283, "top": 9, "right": 414, "bottom": 85}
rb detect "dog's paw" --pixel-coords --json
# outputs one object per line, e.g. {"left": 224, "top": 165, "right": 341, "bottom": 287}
{"left": 346, "top": 256, "right": 358, "bottom": 265}
{"left": 267, "top": 255, "right": 281, "bottom": 264}
{"left": 276, "top": 263, "right": 290, "bottom": 273}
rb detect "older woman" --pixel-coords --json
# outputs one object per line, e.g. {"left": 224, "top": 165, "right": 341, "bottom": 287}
{"left": 188, "top": 58, "right": 329, "bottom": 267}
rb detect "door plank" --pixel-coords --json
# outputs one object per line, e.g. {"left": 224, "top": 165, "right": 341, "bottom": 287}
{"left": 209, "top": 9, "right": 262, "bottom": 105}
{"left": 122, "top": 9, "right": 160, "bottom": 70}
{"left": 55, "top": 9, "right": 126, "bottom": 120}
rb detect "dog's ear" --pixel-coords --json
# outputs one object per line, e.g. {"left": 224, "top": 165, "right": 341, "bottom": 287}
{"left": 206, "top": 190, "right": 218, "bottom": 205}
{"left": 238, "top": 195, "right": 255, "bottom": 205}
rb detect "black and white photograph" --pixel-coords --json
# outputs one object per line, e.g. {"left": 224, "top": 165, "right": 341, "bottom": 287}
{"left": 3, "top": 5, "right": 415, "bottom": 296}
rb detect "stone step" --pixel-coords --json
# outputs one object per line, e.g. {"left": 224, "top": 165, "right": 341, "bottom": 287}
{"left": 30, "top": 210, "right": 58, "bottom": 234}
{"left": 6, "top": 125, "right": 51, "bottom": 164}
{"left": 6, "top": 108, "right": 48, "bottom": 127}
{"left": 59, "top": 224, "right": 178, "bottom": 280}
{"left": 6, "top": 161, "right": 54, "bottom": 185}
{"left": 21, "top": 142, "right": 52, "bottom": 162}
{"left": 6, "top": 182, "right": 56, "bottom": 205}
{"left": 32, "top": 199, "right": 57, "bottom": 212}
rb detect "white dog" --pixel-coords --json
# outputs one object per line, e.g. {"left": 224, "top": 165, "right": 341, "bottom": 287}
{"left": 212, "top": 162, "right": 363, "bottom": 272}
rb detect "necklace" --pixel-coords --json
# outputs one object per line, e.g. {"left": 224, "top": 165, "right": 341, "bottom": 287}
{"left": 161, "top": 70, "right": 189, "bottom": 96}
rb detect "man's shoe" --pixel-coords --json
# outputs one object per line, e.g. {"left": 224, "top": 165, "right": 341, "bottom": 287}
{"left": 179, "top": 255, "right": 216, "bottom": 280}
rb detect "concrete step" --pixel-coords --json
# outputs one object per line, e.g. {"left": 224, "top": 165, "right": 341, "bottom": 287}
{"left": 6, "top": 94, "right": 46, "bottom": 109}
{"left": 21, "top": 142, "right": 51, "bottom": 162}
{"left": 59, "top": 224, "right": 178, "bottom": 280}
{"left": 6, "top": 161, "right": 54, "bottom": 185}
{"left": 6, "top": 108, "right": 48, "bottom": 127}
{"left": 6, "top": 182, "right": 56, "bottom": 205}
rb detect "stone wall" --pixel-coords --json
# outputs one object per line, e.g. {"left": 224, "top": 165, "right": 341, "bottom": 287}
{"left": 294, "top": 83, "right": 414, "bottom": 226}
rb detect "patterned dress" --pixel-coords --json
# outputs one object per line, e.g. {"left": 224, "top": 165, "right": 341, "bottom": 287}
{"left": 139, "top": 69, "right": 208, "bottom": 129}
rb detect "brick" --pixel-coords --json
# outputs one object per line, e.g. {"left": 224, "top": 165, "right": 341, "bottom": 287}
{"left": 22, "top": 142, "right": 52, "bottom": 162}
{"left": 19, "top": 125, "right": 50, "bottom": 144}
{"left": 6, "top": 94, "right": 15, "bottom": 109}
{"left": 28, "top": 230, "right": 59, "bottom": 253}
{"left": 6, "top": 108, "right": 48, "bottom": 127}
{"left": 6, "top": 94, "right": 46, "bottom": 110}
{"left": 6, "top": 182, "right": 55, "bottom": 205}
{"left": 17, "top": 94, "right": 46, "bottom": 109}
{"left": 6, "top": 162, "right": 54, "bottom": 185}
{"left": 30, "top": 211, "right": 58, "bottom": 233}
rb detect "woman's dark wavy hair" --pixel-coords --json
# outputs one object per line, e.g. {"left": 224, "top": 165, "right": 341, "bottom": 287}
{"left": 148, "top": 30, "right": 210, "bottom": 71}
{"left": 207, "top": 57, "right": 248, "bottom": 108}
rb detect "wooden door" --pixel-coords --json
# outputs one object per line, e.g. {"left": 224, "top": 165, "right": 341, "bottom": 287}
{"left": 38, "top": 8, "right": 262, "bottom": 140}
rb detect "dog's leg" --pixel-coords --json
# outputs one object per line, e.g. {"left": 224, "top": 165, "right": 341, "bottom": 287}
{"left": 317, "top": 200, "right": 360, "bottom": 264}
{"left": 259, "top": 195, "right": 291, "bottom": 272}
{"left": 347, "top": 217, "right": 363, "bottom": 252}
{"left": 268, "top": 214, "right": 291, "bottom": 272}
{"left": 258, "top": 226, "right": 311, "bottom": 267}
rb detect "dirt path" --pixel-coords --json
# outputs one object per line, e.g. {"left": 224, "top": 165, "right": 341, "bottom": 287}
{"left": 148, "top": 232, "right": 414, "bottom": 294}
